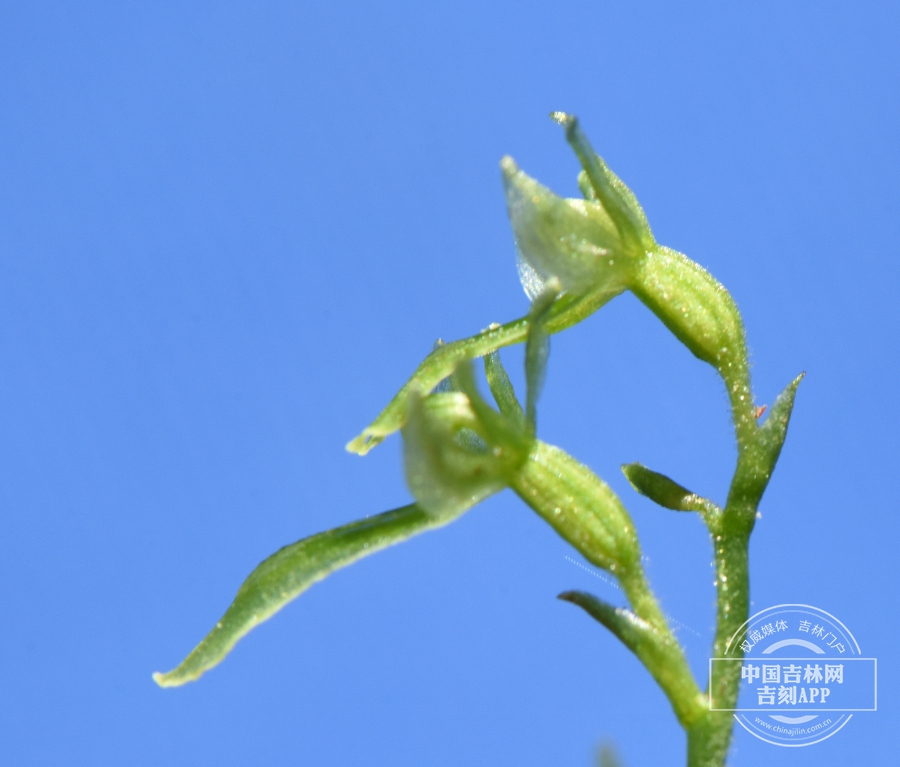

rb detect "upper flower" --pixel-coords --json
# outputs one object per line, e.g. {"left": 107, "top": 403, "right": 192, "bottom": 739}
{"left": 502, "top": 157, "right": 632, "bottom": 300}
{"left": 502, "top": 113, "right": 654, "bottom": 302}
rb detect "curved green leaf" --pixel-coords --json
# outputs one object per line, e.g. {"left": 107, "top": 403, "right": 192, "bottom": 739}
{"left": 154, "top": 503, "right": 460, "bottom": 687}
{"left": 559, "top": 590, "right": 704, "bottom": 728}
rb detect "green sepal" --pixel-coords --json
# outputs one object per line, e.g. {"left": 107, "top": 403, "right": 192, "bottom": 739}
{"left": 501, "top": 156, "right": 633, "bottom": 300}
{"left": 153, "top": 503, "right": 458, "bottom": 687}
{"left": 550, "top": 112, "right": 654, "bottom": 252}
{"left": 622, "top": 462, "right": 719, "bottom": 517}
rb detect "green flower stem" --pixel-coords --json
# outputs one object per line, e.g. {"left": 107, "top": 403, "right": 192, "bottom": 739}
{"left": 683, "top": 384, "right": 757, "bottom": 764}
{"left": 687, "top": 378, "right": 800, "bottom": 765}
{"left": 346, "top": 289, "right": 619, "bottom": 455}
{"left": 630, "top": 248, "right": 805, "bottom": 764}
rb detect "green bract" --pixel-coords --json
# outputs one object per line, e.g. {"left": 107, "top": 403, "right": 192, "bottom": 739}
{"left": 155, "top": 113, "right": 803, "bottom": 767}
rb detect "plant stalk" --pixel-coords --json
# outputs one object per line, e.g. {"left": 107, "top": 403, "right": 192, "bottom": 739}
{"left": 685, "top": 532, "right": 750, "bottom": 767}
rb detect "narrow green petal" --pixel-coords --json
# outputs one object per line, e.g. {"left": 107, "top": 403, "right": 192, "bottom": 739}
{"left": 450, "top": 361, "right": 524, "bottom": 451}
{"left": 346, "top": 290, "right": 616, "bottom": 455}
{"left": 153, "top": 504, "right": 457, "bottom": 687}
{"left": 525, "top": 282, "right": 559, "bottom": 429}
{"left": 483, "top": 351, "right": 525, "bottom": 429}
{"left": 550, "top": 112, "right": 653, "bottom": 251}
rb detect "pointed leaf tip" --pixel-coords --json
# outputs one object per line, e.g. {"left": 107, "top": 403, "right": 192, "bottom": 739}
{"left": 755, "top": 372, "right": 805, "bottom": 462}
{"left": 346, "top": 432, "right": 383, "bottom": 455}
{"left": 152, "top": 504, "right": 457, "bottom": 687}
{"left": 728, "top": 372, "right": 805, "bottom": 511}
{"left": 557, "top": 590, "right": 651, "bottom": 656}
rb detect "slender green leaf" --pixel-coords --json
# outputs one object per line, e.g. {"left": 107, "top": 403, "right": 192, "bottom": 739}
{"left": 154, "top": 504, "right": 460, "bottom": 687}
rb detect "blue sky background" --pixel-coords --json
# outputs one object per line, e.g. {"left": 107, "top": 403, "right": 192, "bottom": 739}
{"left": 1, "top": 2, "right": 897, "bottom": 765}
